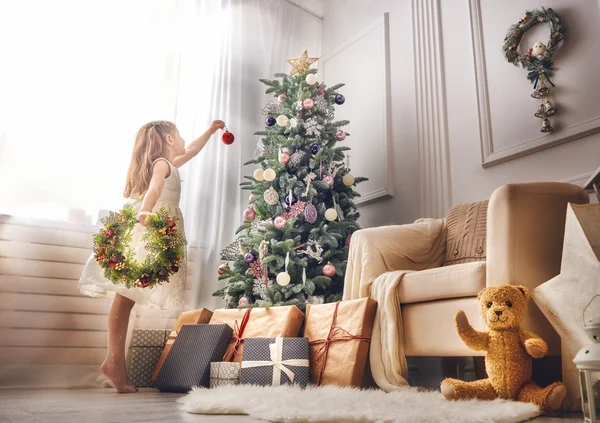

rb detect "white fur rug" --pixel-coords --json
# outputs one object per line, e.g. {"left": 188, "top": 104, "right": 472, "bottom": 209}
{"left": 179, "top": 385, "right": 540, "bottom": 423}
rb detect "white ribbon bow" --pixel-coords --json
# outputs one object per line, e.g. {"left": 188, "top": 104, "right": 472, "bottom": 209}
{"left": 241, "top": 337, "right": 309, "bottom": 386}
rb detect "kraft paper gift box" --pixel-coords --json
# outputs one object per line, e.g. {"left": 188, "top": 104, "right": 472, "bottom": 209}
{"left": 151, "top": 308, "right": 213, "bottom": 382}
{"left": 154, "top": 324, "right": 233, "bottom": 393}
{"left": 208, "top": 305, "right": 304, "bottom": 362}
{"left": 210, "top": 362, "right": 241, "bottom": 388}
{"left": 126, "top": 329, "right": 170, "bottom": 388}
{"left": 304, "top": 298, "right": 377, "bottom": 387}
{"left": 239, "top": 337, "right": 310, "bottom": 388}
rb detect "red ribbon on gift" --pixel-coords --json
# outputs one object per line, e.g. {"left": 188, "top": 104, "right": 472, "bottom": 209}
{"left": 308, "top": 300, "right": 371, "bottom": 386}
{"left": 222, "top": 308, "right": 252, "bottom": 361}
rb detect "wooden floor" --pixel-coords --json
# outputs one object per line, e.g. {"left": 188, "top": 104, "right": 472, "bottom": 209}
{"left": 0, "top": 388, "right": 585, "bottom": 423}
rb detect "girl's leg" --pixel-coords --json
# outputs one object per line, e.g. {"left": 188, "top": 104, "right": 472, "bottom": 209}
{"left": 100, "top": 293, "right": 137, "bottom": 393}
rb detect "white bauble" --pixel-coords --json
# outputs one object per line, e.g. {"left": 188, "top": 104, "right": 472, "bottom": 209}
{"left": 325, "top": 208, "right": 338, "bottom": 221}
{"left": 305, "top": 73, "right": 318, "bottom": 85}
{"left": 342, "top": 174, "right": 355, "bottom": 186}
{"left": 253, "top": 168, "right": 264, "bottom": 181}
{"left": 276, "top": 115, "right": 289, "bottom": 127}
{"left": 289, "top": 118, "right": 298, "bottom": 128}
{"left": 263, "top": 168, "right": 276, "bottom": 182}
{"left": 276, "top": 272, "right": 291, "bottom": 286}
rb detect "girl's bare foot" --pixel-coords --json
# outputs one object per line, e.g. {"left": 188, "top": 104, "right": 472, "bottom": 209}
{"left": 100, "top": 360, "right": 138, "bottom": 393}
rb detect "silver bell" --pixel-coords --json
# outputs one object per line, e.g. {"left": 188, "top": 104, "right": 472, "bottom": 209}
{"left": 534, "top": 103, "right": 546, "bottom": 119}
{"left": 541, "top": 118, "right": 554, "bottom": 133}
{"left": 544, "top": 100, "right": 556, "bottom": 116}
{"left": 531, "top": 86, "right": 550, "bottom": 99}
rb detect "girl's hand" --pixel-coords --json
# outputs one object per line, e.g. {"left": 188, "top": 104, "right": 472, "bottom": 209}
{"left": 138, "top": 211, "right": 151, "bottom": 226}
{"left": 210, "top": 120, "right": 225, "bottom": 134}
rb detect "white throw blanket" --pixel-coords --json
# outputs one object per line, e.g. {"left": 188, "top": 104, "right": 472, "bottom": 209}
{"left": 343, "top": 219, "right": 447, "bottom": 391}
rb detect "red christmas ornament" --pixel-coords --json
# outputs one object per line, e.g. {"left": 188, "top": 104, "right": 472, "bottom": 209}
{"left": 218, "top": 263, "right": 229, "bottom": 275}
{"left": 322, "top": 263, "right": 336, "bottom": 277}
{"left": 222, "top": 129, "right": 235, "bottom": 145}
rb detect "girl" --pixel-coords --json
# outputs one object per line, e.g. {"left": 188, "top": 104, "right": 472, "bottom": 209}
{"left": 78, "top": 119, "right": 225, "bottom": 393}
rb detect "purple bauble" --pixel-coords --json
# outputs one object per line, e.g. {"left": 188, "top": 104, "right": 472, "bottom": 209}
{"left": 284, "top": 194, "right": 298, "bottom": 206}
{"left": 310, "top": 143, "right": 321, "bottom": 154}
{"left": 265, "top": 116, "right": 276, "bottom": 126}
{"left": 304, "top": 203, "right": 317, "bottom": 224}
{"left": 335, "top": 94, "right": 345, "bottom": 105}
{"left": 244, "top": 252, "right": 255, "bottom": 263}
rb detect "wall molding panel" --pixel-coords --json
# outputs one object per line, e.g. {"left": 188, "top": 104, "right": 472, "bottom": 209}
{"left": 413, "top": 0, "right": 452, "bottom": 218}
{"left": 469, "top": 0, "right": 600, "bottom": 168}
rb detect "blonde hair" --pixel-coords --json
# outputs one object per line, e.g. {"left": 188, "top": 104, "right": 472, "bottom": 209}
{"left": 124, "top": 120, "right": 177, "bottom": 198}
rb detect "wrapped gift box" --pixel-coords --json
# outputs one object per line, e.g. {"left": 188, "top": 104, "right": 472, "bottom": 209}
{"left": 239, "top": 337, "right": 310, "bottom": 388}
{"left": 151, "top": 308, "right": 213, "bottom": 382}
{"left": 154, "top": 324, "right": 232, "bottom": 393}
{"left": 126, "top": 329, "right": 170, "bottom": 388}
{"left": 304, "top": 298, "right": 377, "bottom": 387}
{"left": 210, "top": 362, "right": 241, "bottom": 388}
{"left": 209, "top": 305, "right": 304, "bottom": 362}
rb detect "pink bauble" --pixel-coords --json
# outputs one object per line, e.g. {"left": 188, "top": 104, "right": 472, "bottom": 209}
{"left": 323, "top": 175, "right": 334, "bottom": 186}
{"left": 303, "top": 98, "right": 314, "bottom": 110}
{"left": 322, "top": 263, "right": 336, "bottom": 277}
{"left": 319, "top": 87, "right": 326, "bottom": 95}
{"left": 238, "top": 296, "right": 249, "bottom": 306}
{"left": 278, "top": 93, "right": 287, "bottom": 104}
{"left": 336, "top": 130, "right": 346, "bottom": 141}
{"left": 345, "top": 234, "right": 352, "bottom": 247}
{"left": 274, "top": 216, "right": 287, "bottom": 229}
{"left": 243, "top": 208, "right": 256, "bottom": 221}
{"left": 279, "top": 152, "right": 290, "bottom": 164}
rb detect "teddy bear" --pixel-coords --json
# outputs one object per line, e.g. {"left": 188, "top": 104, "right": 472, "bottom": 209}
{"left": 440, "top": 284, "right": 567, "bottom": 411}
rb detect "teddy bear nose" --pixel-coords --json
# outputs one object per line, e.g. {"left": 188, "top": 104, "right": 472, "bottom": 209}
{"left": 495, "top": 310, "right": 503, "bottom": 316}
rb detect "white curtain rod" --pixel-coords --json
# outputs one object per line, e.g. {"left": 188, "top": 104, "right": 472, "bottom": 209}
{"left": 280, "top": 0, "right": 324, "bottom": 20}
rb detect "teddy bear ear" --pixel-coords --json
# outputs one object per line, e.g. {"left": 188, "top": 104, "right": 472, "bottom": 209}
{"left": 515, "top": 285, "right": 530, "bottom": 302}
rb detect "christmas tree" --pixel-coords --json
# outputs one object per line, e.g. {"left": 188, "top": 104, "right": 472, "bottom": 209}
{"left": 213, "top": 51, "right": 366, "bottom": 309}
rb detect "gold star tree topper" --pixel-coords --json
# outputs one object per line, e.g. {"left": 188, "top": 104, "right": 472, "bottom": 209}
{"left": 287, "top": 50, "right": 318, "bottom": 75}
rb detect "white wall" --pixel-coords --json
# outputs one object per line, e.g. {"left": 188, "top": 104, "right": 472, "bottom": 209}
{"left": 321, "top": 0, "right": 600, "bottom": 226}
{"left": 321, "top": 0, "right": 421, "bottom": 227}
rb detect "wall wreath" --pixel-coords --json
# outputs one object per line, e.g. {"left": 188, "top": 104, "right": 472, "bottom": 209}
{"left": 502, "top": 7, "right": 565, "bottom": 132}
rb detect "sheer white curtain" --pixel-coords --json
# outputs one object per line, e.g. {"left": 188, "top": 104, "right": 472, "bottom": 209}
{"left": 0, "top": 0, "right": 322, "bottom": 310}
{"left": 184, "top": 0, "right": 323, "bottom": 310}
{"left": 0, "top": 0, "right": 228, "bottom": 223}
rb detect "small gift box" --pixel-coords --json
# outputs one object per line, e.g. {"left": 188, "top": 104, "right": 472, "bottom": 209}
{"left": 209, "top": 305, "right": 304, "bottom": 362}
{"left": 304, "top": 298, "right": 377, "bottom": 387}
{"left": 151, "top": 308, "right": 213, "bottom": 382}
{"left": 126, "top": 329, "right": 170, "bottom": 388}
{"left": 210, "top": 362, "right": 241, "bottom": 388}
{"left": 239, "top": 337, "right": 310, "bottom": 388}
{"left": 154, "top": 324, "right": 233, "bottom": 393}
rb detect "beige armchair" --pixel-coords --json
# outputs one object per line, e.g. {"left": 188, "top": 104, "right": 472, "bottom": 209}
{"left": 351, "top": 182, "right": 589, "bottom": 358}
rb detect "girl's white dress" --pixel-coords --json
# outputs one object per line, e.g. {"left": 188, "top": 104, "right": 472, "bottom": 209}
{"left": 78, "top": 159, "right": 186, "bottom": 311}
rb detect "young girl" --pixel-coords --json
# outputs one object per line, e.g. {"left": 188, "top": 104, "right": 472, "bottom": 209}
{"left": 78, "top": 119, "right": 225, "bottom": 393}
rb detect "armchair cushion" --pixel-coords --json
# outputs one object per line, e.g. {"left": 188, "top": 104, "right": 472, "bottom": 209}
{"left": 399, "top": 261, "right": 486, "bottom": 304}
{"left": 443, "top": 200, "right": 488, "bottom": 266}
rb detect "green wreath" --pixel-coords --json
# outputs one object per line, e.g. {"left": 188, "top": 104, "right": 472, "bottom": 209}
{"left": 502, "top": 7, "right": 564, "bottom": 88}
{"left": 93, "top": 205, "right": 186, "bottom": 289}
